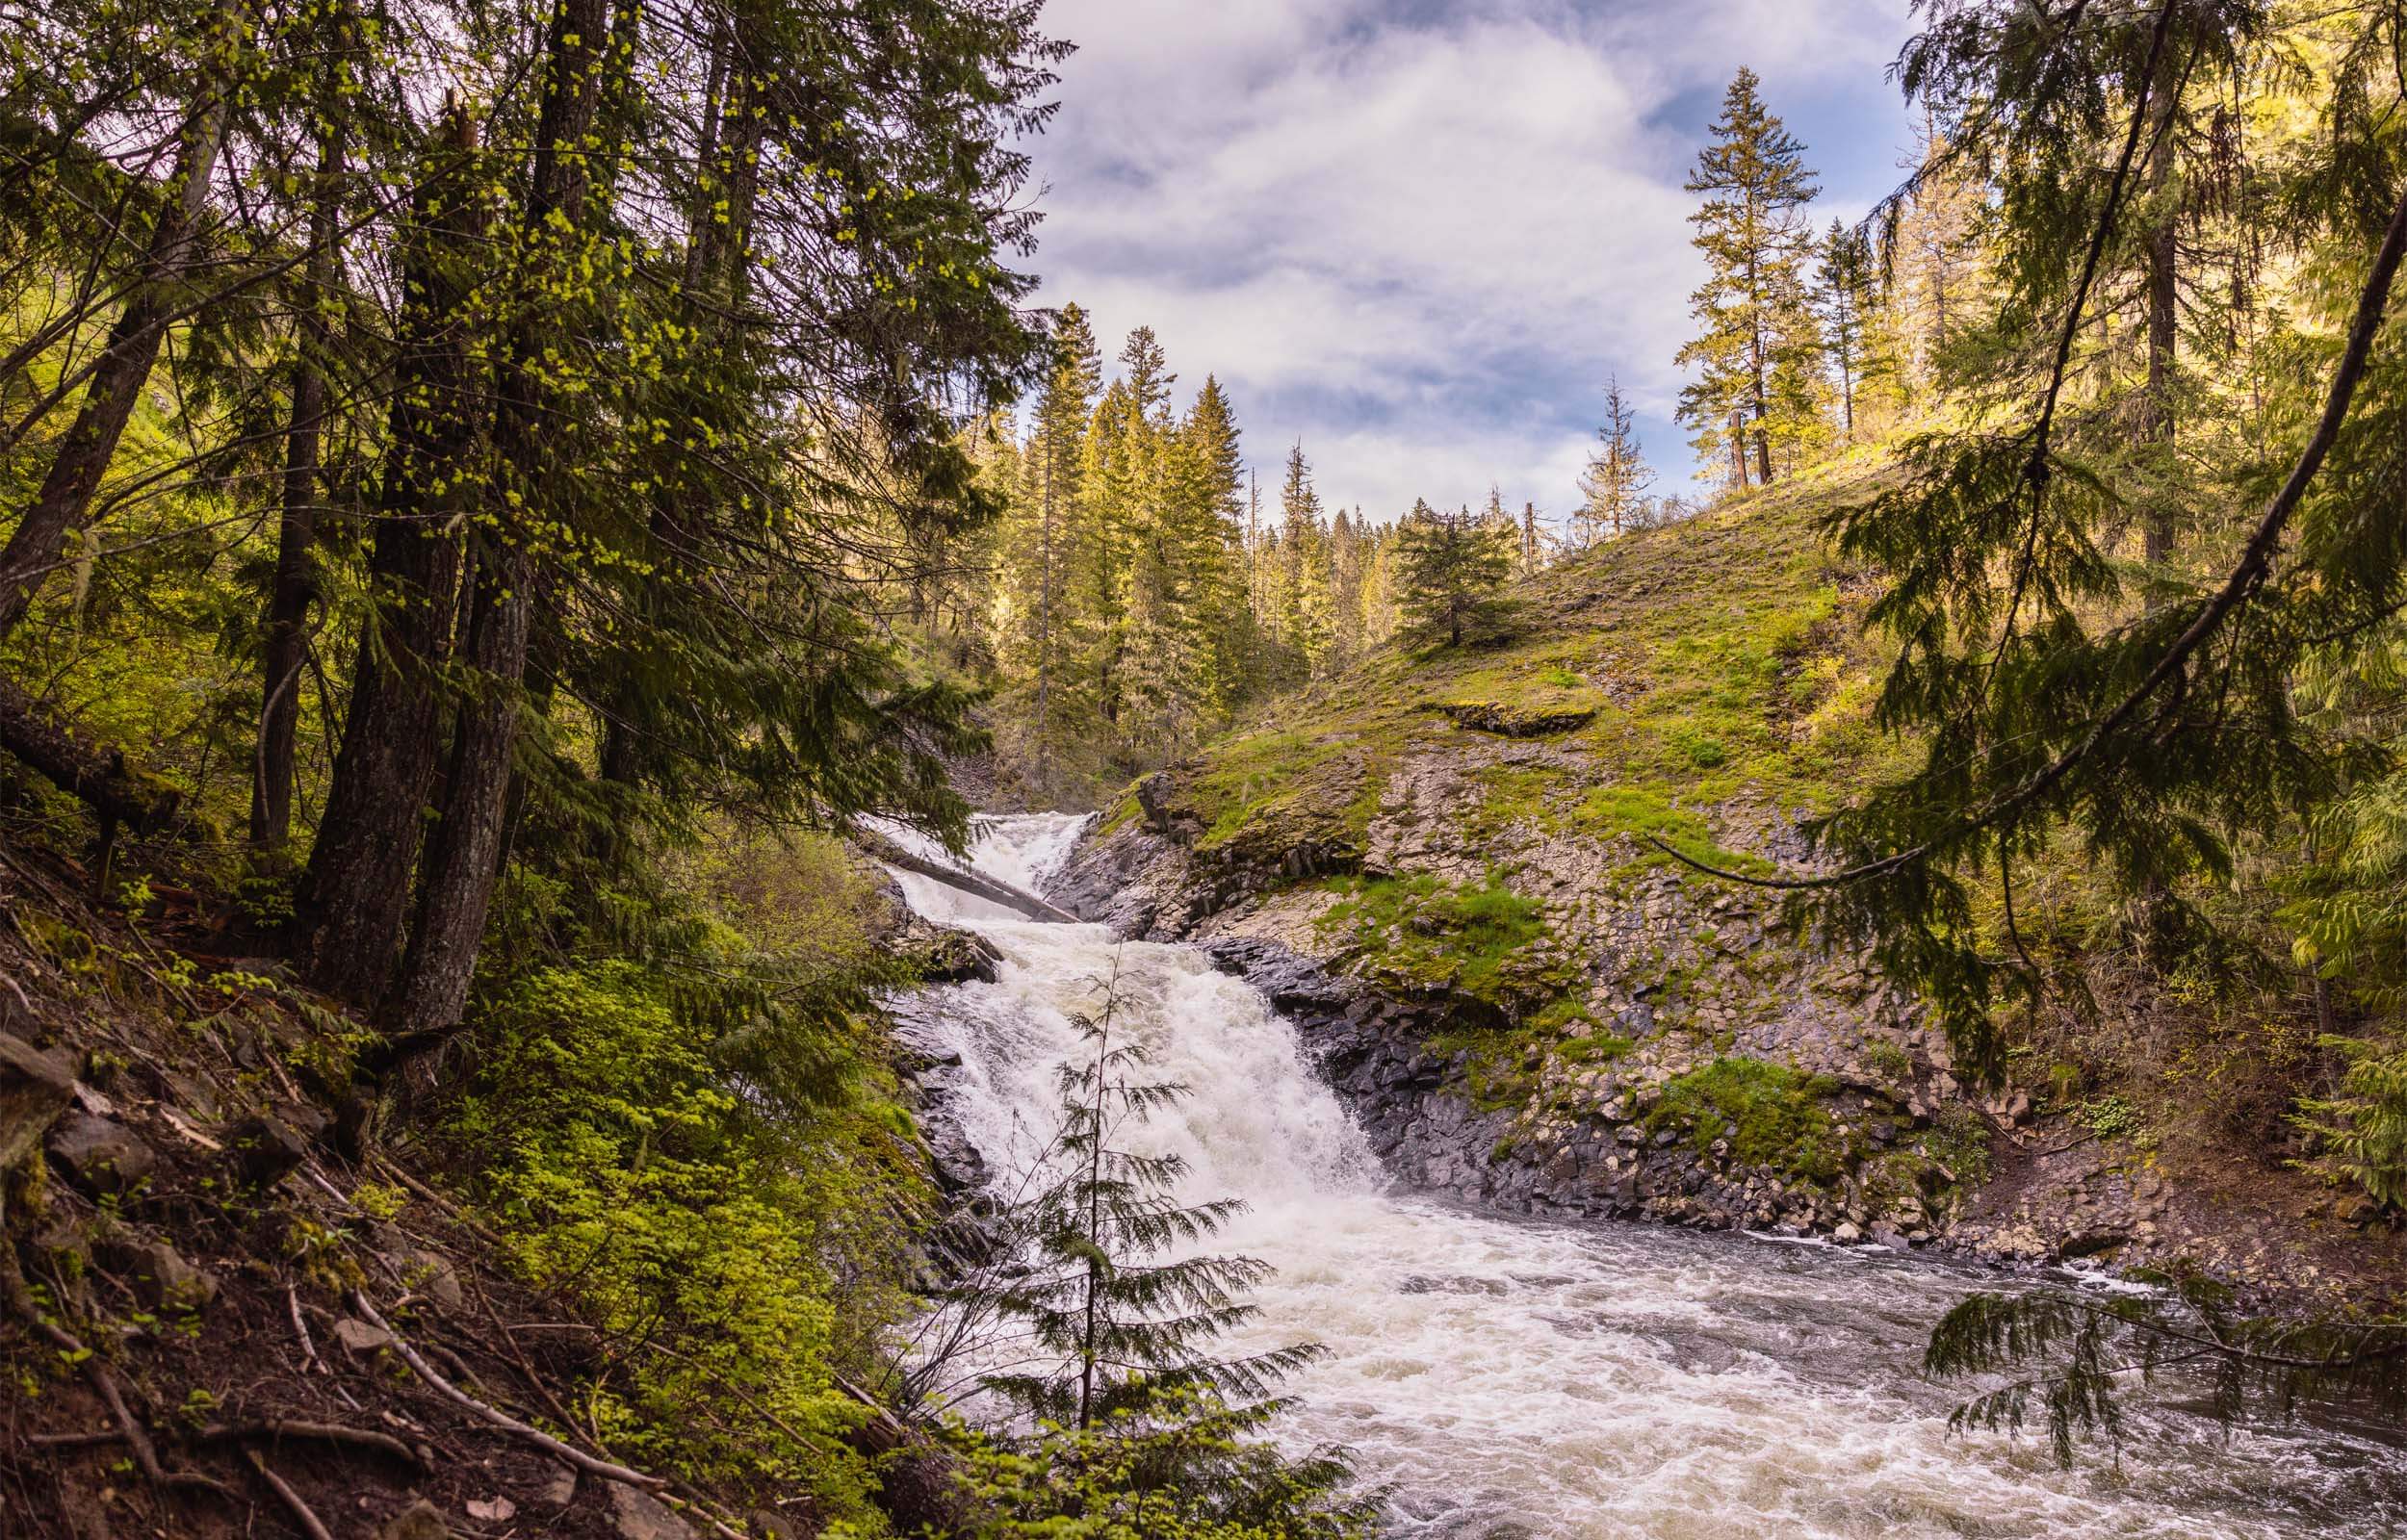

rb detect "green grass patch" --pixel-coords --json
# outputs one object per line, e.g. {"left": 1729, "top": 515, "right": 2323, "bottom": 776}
{"left": 1571, "top": 785, "right": 1771, "bottom": 875}
{"left": 1320, "top": 871, "right": 1574, "bottom": 1021}
{"left": 1646, "top": 1056, "right": 1848, "bottom": 1181}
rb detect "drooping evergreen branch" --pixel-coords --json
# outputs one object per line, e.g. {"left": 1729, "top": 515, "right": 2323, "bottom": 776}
{"left": 1651, "top": 173, "right": 2407, "bottom": 896}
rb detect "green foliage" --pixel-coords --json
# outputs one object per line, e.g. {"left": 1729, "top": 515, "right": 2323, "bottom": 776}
{"left": 1645, "top": 1057, "right": 1847, "bottom": 1181}
{"left": 1320, "top": 873, "right": 1571, "bottom": 1023}
{"left": 2294, "top": 1035, "right": 2407, "bottom": 1209}
{"left": 440, "top": 838, "right": 925, "bottom": 1516}
{"left": 1676, "top": 66, "right": 1825, "bottom": 484}
{"left": 932, "top": 1387, "right": 1375, "bottom": 1540}
{"left": 1392, "top": 500, "right": 1517, "bottom": 652}
{"left": 1926, "top": 1273, "right": 2407, "bottom": 1465}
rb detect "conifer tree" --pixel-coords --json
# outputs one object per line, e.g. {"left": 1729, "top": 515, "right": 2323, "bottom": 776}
{"left": 1008, "top": 306, "right": 1101, "bottom": 792}
{"left": 1273, "top": 443, "right": 1330, "bottom": 678}
{"left": 1394, "top": 500, "right": 1515, "bottom": 650}
{"left": 1576, "top": 376, "right": 1656, "bottom": 547}
{"left": 981, "top": 965, "right": 1322, "bottom": 1429}
{"left": 1675, "top": 67, "right": 1824, "bottom": 488}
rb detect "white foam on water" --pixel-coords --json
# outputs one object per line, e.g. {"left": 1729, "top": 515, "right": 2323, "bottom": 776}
{"left": 894, "top": 815, "right": 2407, "bottom": 1539}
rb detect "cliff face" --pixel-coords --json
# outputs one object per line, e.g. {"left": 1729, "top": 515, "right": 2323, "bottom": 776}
{"left": 1048, "top": 472, "right": 2407, "bottom": 1308}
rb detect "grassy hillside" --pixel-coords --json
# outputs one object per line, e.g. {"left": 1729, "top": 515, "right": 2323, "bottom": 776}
{"left": 1126, "top": 460, "right": 1904, "bottom": 880}
{"left": 1089, "top": 460, "right": 2407, "bottom": 1302}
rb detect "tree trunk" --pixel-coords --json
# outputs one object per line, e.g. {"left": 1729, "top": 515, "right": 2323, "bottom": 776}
{"left": 299, "top": 107, "right": 485, "bottom": 1004}
{"left": 252, "top": 96, "right": 349, "bottom": 851}
{"left": 2142, "top": 116, "right": 2179, "bottom": 573}
{"left": 1728, "top": 411, "right": 1748, "bottom": 490}
{"left": 384, "top": 0, "right": 613, "bottom": 1046}
{"left": 0, "top": 66, "right": 230, "bottom": 639}
{"left": 386, "top": 550, "right": 530, "bottom": 1040}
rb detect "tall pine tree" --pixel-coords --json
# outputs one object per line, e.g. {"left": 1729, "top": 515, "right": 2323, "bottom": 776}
{"left": 1675, "top": 67, "right": 1824, "bottom": 488}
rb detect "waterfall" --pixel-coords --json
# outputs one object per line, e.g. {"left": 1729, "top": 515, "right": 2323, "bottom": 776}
{"left": 887, "top": 815, "right": 2404, "bottom": 1539}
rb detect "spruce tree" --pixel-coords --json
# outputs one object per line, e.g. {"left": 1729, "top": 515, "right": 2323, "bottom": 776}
{"left": 1576, "top": 376, "right": 1656, "bottom": 546}
{"left": 980, "top": 965, "right": 1323, "bottom": 1429}
{"left": 1010, "top": 306, "right": 1101, "bottom": 792}
{"left": 1273, "top": 443, "right": 1330, "bottom": 678}
{"left": 1674, "top": 67, "right": 1824, "bottom": 488}
{"left": 1394, "top": 500, "right": 1515, "bottom": 650}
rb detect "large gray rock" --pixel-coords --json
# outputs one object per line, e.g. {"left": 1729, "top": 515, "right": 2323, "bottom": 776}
{"left": 93, "top": 1233, "right": 216, "bottom": 1310}
{"left": 46, "top": 1111, "right": 156, "bottom": 1199}
{"left": 608, "top": 1482, "right": 697, "bottom": 1540}
{"left": 0, "top": 1032, "right": 76, "bottom": 1168}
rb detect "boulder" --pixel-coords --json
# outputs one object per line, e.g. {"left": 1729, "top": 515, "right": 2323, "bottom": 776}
{"left": 331, "top": 1317, "right": 395, "bottom": 1355}
{"left": 94, "top": 1234, "right": 217, "bottom": 1310}
{"left": 0, "top": 1032, "right": 76, "bottom": 1168}
{"left": 531, "top": 1461, "right": 579, "bottom": 1508}
{"left": 608, "top": 1482, "right": 697, "bottom": 1540}
{"left": 376, "top": 1502, "right": 453, "bottom": 1540}
{"left": 224, "top": 1111, "right": 312, "bottom": 1191}
{"left": 46, "top": 1112, "right": 157, "bottom": 1199}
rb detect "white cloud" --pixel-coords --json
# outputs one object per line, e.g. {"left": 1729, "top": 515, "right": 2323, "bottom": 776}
{"left": 1025, "top": 0, "right": 1917, "bottom": 519}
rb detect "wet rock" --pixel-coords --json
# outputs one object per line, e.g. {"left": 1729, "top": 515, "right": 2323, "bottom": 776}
{"left": 608, "top": 1482, "right": 698, "bottom": 1540}
{"left": 0, "top": 1032, "right": 77, "bottom": 1168}
{"left": 46, "top": 1111, "right": 157, "bottom": 1199}
{"left": 899, "top": 919, "right": 1003, "bottom": 986}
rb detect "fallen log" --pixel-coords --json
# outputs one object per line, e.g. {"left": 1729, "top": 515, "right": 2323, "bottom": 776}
{"left": 0, "top": 675, "right": 182, "bottom": 834}
{"left": 852, "top": 826, "right": 1077, "bottom": 923}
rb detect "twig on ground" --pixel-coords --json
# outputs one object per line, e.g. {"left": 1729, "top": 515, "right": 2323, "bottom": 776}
{"left": 287, "top": 1284, "right": 321, "bottom": 1374}
{"left": 244, "top": 1446, "right": 335, "bottom": 1540}
{"left": 348, "top": 1290, "right": 666, "bottom": 1490}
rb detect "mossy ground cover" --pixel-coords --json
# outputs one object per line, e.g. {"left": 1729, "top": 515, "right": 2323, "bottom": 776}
{"left": 1152, "top": 464, "right": 1909, "bottom": 889}
{"left": 1645, "top": 1056, "right": 1851, "bottom": 1182}
{"left": 1317, "top": 871, "right": 1575, "bottom": 1023}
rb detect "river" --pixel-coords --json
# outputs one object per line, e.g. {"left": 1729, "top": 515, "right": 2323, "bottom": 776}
{"left": 885, "top": 812, "right": 2406, "bottom": 1539}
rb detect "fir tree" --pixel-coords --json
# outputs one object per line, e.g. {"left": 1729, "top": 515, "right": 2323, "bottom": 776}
{"left": 1394, "top": 500, "right": 1515, "bottom": 650}
{"left": 1273, "top": 442, "right": 1330, "bottom": 678}
{"left": 1009, "top": 305, "right": 1102, "bottom": 795}
{"left": 980, "top": 961, "right": 1323, "bottom": 1429}
{"left": 1674, "top": 67, "right": 1824, "bottom": 488}
{"left": 1576, "top": 376, "right": 1656, "bottom": 547}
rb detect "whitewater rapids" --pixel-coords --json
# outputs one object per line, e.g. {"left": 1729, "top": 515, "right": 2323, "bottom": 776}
{"left": 885, "top": 812, "right": 2405, "bottom": 1539}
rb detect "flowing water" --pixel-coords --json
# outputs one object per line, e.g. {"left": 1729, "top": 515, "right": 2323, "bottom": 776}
{"left": 885, "top": 812, "right": 2407, "bottom": 1539}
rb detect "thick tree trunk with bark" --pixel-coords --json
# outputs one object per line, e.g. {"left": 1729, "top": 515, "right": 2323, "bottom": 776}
{"left": 386, "top": 551, "right": 530, "bottom": 1039}
{"left": 300, "top": 109, "right": 486, "bottom": 1004}
{"left": 384, "top": 0, "right": 613, "bottom": 1044}
{"left": 0, "top": 78, "right": 229, "bottom": 639}
{"left": 252, "top": 106, "right": 349, "bottom": 850}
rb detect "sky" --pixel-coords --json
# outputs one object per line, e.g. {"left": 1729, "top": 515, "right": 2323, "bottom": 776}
{"left": 1021, "top": 0, "right": 1921, "bottom": 530}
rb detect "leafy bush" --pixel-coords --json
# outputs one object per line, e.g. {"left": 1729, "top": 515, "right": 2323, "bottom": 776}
{"left": 442, "top": 840, "right": 929, "bottom": 1524}
{"left": 2295, "top": 1035, "right": 2407, "bottom": 1209}
{"left": 925, "top": 1388, "right": 1375, "bottom": 1540}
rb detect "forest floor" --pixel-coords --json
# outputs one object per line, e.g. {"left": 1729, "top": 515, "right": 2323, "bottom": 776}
{"left": 0, "top": 832, "right": 916, "bottom": 1540}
